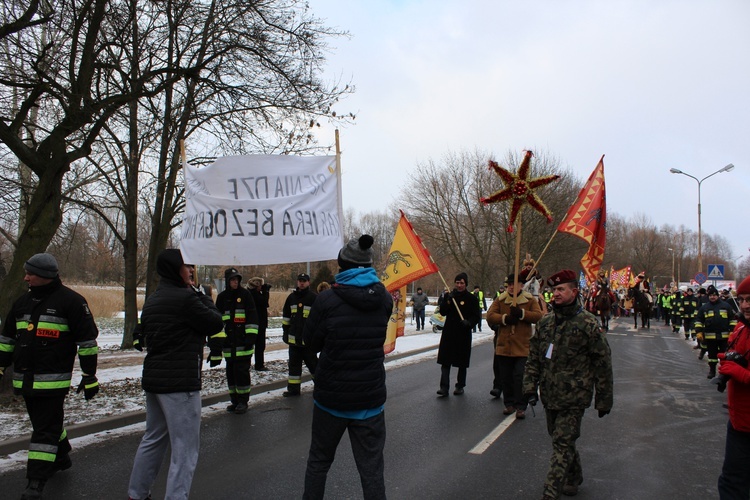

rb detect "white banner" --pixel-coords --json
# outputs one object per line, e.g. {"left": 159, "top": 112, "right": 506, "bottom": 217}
{"left": 179, "top": 155, "right": 344, "bottom": 265}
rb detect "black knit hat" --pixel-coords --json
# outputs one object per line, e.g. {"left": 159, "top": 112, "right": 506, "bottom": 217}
{"left": 338, "top": 235, "right": 375, "bottom": 270}
{"left": 24, "top": 253, "right": 59, "bottom": 279}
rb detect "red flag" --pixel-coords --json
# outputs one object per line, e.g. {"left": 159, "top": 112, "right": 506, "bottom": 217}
{"left": 381, "top": 210, "right": 439, "bottom": 293}
{"left": 558, "top": 156, "right": 606, "bottom": 282}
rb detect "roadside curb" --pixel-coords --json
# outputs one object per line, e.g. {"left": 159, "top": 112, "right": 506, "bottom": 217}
{"left": 0, "top": 344, "right": 439, "bottom": 457}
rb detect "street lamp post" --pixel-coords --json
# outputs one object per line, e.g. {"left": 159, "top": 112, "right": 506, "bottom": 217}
{"left": 667, "top": 247, "right": 675, "bottom": 285}
{"left": 669, "top": 164, "right": 735, "bottom": 274}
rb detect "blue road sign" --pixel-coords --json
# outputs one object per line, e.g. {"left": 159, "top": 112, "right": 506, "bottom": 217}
{"left": 707, "top": 264, "right": 725, "bottom": 279}
{"left": 695, "top": 272, "right": 707, "bottom": 284}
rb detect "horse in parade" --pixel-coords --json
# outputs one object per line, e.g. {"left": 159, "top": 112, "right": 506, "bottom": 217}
{"left": 593, "top": 280, "right": 614, "bottom": 331}
{"left": 627, "top": 274, "right": 652, "bottom": 329}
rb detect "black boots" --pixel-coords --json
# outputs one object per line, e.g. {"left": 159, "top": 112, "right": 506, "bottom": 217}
{"left": 20, "top": 479, "right": 46, "bottom": 500}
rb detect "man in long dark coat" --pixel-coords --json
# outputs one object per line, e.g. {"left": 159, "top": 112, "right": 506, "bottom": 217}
{"left": 436, "top": 272, "right": 481, "bottom": 396}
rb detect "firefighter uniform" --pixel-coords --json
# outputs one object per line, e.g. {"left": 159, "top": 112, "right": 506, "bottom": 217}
{"left": 695, "top": 288, "right": 737, "bottom": 378}
{"left": 680, "top": 290, "right": 699, "bottom": 340}
{"left": 670, "top": 291, "right": 683, "bottom": 334}
{"left": 0, "top": 255, "right": 98, "bottom": 492}
{"left": 214, "top": 269, "right": 259, "bottom": 414}
{"left": 661, "top": 293, "right": 672, "bottom": 326}
{"left": 281, "top": 274, "right": 318, "bottom": 396}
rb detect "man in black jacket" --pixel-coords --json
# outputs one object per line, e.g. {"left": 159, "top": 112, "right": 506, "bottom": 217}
{"left": 127, "top": 249, "right": 223, "bottom": 500}
{"left": 437, "top": 272, "right": 481, "bottom": 396}
{"left": 0, "top": 253, "right": 99, "bottom": 500}
{"left": 303, "top": 235, "right": 393, "bottom": 500}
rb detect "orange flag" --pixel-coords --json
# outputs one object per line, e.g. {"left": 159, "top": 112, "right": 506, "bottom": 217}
{"left": 610, "top": 265, "right": 631, "bottom": 289}
{"left": 380, "top": 210, "right": 439, "bottom": 293}
{"left": 384, "top": 286, "right": 407, "bottom": 355}
{"left": 557, "top": 155, "right": 606, "bottom": 282}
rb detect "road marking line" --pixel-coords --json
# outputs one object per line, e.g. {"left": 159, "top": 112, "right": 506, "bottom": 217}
{"left": 468, "top": 414, "right": 516, "bottom": 455}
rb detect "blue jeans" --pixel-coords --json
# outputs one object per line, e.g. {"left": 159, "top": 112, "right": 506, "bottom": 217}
{"left": 128, "top": 391, "right": 202, "bottom": 500}
{"left": 304, "top": 405, "right": 386, "bottom": 500}
{"left": 415, "top": 309, "right": 425, "bottom": 329}
{"left": 719, "top": 420, "right": 750, "bottom": 499}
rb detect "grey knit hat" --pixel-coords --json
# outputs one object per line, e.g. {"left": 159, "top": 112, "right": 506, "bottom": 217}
{"left": 337, "top": 235, "right": 375, "bottom": 270}
{"left": 24, "top": 253, "right": 59, "bottom": 279}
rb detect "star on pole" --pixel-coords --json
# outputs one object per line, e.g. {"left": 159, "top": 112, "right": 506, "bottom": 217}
{"left": 480, "top": 150, "right": 560, "bottom": 232}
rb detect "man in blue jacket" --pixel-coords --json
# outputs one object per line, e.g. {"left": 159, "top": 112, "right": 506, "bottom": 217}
{"left": 302, "top": 235, "right": 393, "bottom": 500}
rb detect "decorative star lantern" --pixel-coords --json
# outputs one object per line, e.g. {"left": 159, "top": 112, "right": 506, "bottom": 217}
{"left": 480, "top": 150, "right": 560, "bottom": 232}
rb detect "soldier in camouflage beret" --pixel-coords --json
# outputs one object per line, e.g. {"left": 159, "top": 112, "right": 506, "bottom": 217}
{"left": 523, "top": 269, "right": 614, "bottom": 500}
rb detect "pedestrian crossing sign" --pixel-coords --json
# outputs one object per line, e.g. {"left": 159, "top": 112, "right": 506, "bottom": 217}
{"left": 707, "top": 264, "right": 724, "bottom": 279}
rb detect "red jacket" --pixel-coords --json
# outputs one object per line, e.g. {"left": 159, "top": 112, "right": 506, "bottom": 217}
{"left": 721, "top": 317, "right": 750, "bottom": 432}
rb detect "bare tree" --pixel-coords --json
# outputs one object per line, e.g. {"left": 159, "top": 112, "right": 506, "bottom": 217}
{"left": 399, "top": 149, "right": 585, "bottom": 290}
{"left": 0, "top": 0, "right": 353, "bottom": 347}
{"left": 136, "top": 0, "right": 354, "bottom": 299}
{"left": 0, "top": 0, "right": 211, "bottom": 319}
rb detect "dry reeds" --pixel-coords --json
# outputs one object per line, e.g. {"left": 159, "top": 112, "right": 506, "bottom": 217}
{"left": 71, "top": 286, "right": 145, "bottom": 319}
{"left": 70, "top": 286, "right": 288, "bottom": 319}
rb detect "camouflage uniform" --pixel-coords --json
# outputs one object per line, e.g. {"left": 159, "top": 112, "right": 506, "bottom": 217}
{"left": 523, "top": 300, "right": 613, "bottom": 499}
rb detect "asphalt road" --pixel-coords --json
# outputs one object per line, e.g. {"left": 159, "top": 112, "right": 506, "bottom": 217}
{"left": 0, "top": 316, "right": 729, "bottom": 499}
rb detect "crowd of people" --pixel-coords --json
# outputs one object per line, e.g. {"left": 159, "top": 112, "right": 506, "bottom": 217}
{"left": 2, "top": 248, "right": 749, "bottom": 500}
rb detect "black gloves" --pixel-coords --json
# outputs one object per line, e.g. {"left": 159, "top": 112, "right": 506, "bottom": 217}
{"left": 504, "top": 315, "right": 519, "bottom": 326}
{"left": 598, "top": 410, "right": 610, "bottom": 418}
{"left": 509, "top": 306, "right": 524, "bottom": 319}
{"left": 526, "top": 393, "right": 538, "bottom": 406}
{"left": 461, "top": 319, "right": 472, "bottom": 328}
{"left": 262, "top": 283, "right": 272, "bottom": 292}
{"left": 133, "top": 327, "right": 144, "bottom": 351}
{"left": 77, "top": 375, "right": 99, "bottom": 400}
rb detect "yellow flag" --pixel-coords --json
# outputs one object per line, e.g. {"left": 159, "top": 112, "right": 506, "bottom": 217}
{"left": 381, "top": 210, "right": 439, "bottom": 293}
{"left": 384, "top": 286, "right": 407, "bottom": 354}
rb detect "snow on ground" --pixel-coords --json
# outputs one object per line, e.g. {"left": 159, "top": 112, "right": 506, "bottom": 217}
{"left": 0, "top": 306, "right": 493, "bottom": 473}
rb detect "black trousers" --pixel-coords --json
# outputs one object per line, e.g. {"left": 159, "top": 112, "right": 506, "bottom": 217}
{"left": 24, "top": 394, "right": 71, "bottom": 480}
{"left": 226, "top": 355, "right": 252, "bottom": 404}
{"left": 304, "top": 405, "right": 386, "bottom": 500}
{"left": 706, "top": 338, "right": 729, "bottom": 372}
{"left": 719, "top": 420, "right": 750, "bottom": 499}
{"left": 288, "top": 344, "right": 318, "bottom": 393}
{"left": 497, "top": 356, "right": 528, "bottom": 410}
{"left": 440, "top": 364, "right": 467, "bottom": 390}
{"left": 254, "top": 324, "right": 267, "bottom": 368}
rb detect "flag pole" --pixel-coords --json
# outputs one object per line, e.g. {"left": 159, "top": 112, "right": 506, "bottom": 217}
{"left": 335, "top": 129, "right": 344, "bottom": 246}
{"left": 526, "top": 229, "right": 559, "bottom": 278}
{"left": 435, "top": 270, "right": 466, "bottom": 321}
{"left": 511, "top": 210, "right": 523, "bottom": 307}
{"left": 180, "top": 139, "right": 186, "bottom": 166}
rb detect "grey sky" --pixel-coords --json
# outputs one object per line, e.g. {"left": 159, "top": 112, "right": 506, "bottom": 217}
{"left": 309, "top": 0, "right": 749, "bottom": 261}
